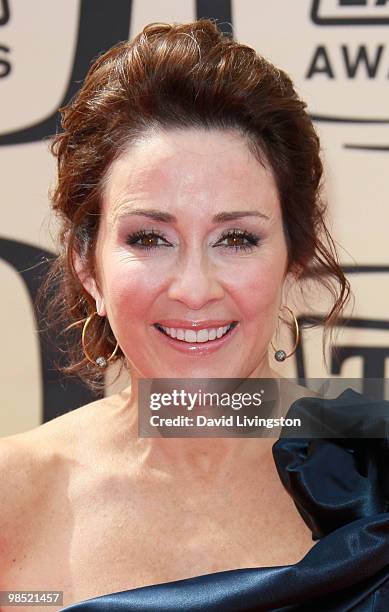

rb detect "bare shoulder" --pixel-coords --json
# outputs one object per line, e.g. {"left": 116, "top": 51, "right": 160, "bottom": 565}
{"left": 0, "top": 430, "right": 53, "bottom": 579}
{"left": 0, "top": 431, "right": 51, "bottom": 522}
{"left": 20, "top": 384, "right": 129, "bottom": 447}
{"left": 0, "top": 387, "right": 130, "bottom": 576}
{"left": 0, "top": 385, "right": 130, "bottom": 470}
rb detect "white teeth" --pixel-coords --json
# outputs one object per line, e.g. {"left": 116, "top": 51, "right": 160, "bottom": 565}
{"left": 208, "top": 329, "right": 217, "bottom": 341}
{"left": 216, "top": 327, "right": 224, "bottom": 338}
{"left": 196, "top": 329, "right": 209, "bottom": 343}
{"left": 158, "top": 323, "right": 234, "bottom": 343}
{"left": 184, "top": 330, "right": 197, "bottom": 343}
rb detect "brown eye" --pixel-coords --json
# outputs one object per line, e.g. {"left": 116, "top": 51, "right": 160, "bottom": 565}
{"left": 125, "top": 229, "right": 172, "bottom": 250}
{"left": 215, "top": 229, "right": 260, "bottom": 252}
{"left": 226, "top": 234, "right": 245, "bottom": 247}
{"left": 140, "top": 234, "right": 159, "bottom": 248}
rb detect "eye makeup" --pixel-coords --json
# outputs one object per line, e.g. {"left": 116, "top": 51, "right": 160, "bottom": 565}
{"left": 125, "top": 228, "right": 261, "bottom": 252}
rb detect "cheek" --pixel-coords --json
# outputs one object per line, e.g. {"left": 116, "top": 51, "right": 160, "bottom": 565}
{"left": 101, "top": 256, "right": 163, "bottom": 323}
{"left": 225, "top": 259, "right": 284, "bottom": 321}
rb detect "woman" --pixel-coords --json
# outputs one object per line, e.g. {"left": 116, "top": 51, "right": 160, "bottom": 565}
{"left": 1, "top": 19, "right": 389, "bottom": 611}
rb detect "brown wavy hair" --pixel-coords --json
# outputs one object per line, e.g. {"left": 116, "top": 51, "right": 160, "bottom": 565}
{"left": 41, "top": 18, "right": 351, "bottom": 391}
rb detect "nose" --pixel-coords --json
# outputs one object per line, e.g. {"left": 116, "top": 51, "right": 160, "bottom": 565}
{"left": 167, "top": 251, "right": 225, "bottom": 309}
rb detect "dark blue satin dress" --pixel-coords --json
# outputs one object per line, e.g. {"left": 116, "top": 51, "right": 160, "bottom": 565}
{"left": 60, "top": 388, "right": 389, "bottom": 611}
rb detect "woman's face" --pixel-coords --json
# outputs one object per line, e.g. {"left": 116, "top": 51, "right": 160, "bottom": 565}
{"left": 86, "top": 128, "right": 293, "bottom": 379}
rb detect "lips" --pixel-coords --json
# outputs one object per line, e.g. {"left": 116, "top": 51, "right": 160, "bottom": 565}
{"left": 152, "top": 320, "right": 239, "bottom": 357}
{"left": 154, "top": 319, "right": 237, "bottom": 331}
{"left": 154, "top": 322, "right": 238, "bottom": 343}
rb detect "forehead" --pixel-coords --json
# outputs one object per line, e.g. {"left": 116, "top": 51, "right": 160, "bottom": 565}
{"left": 101, "top": 128, "right": 280, "bottom": 219}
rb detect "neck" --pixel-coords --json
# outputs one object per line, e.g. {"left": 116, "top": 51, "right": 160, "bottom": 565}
{"left": 115, "top": 361, "right": 282, "bottom": 484}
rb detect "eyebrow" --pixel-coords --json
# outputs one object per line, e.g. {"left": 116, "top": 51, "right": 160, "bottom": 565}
{"left": 114, "top": 208, "right": 270, "bottom": 223}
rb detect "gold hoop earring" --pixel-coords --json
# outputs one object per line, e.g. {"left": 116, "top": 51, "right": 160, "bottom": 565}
{"left": 271, "top": 306, "right": 300, "bottom": 362}
{"left": 82, "top": 312, "right": 119, "bottom": 368}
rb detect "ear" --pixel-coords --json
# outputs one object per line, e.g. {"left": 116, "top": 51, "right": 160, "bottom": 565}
{"left": 72, "top": 250, "right": 107, "bottom": 317}
{"left": 281, "top": 264, "right": 302, "bottom": 305}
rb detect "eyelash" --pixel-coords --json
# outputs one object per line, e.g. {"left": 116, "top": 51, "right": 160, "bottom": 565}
{"left": 125, "top": 228, "right": 260, "bottom": 252}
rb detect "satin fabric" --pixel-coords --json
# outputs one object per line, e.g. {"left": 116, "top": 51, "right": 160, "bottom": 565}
{"left": 61, "top": 388, "right": 389, "bottom": 611}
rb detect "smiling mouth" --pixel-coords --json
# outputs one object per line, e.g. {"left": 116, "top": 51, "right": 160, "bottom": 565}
{"left": 153, "top": 322, "right": 238, "bottom": 343}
